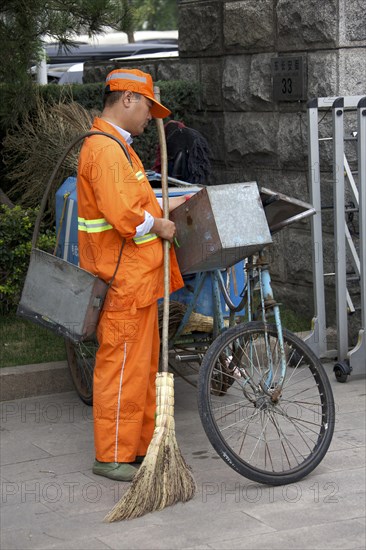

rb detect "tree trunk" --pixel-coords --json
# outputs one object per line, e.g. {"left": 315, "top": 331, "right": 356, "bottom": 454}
{"left": 0, "top": 188, "right": 14, "bottom": 208}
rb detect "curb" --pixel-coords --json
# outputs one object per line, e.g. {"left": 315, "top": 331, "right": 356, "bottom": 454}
{"left": 0, "top": 361, "right": 74, "bottom": 402}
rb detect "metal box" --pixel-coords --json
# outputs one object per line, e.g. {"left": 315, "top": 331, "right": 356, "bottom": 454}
{"left": 17, "top": 248, "right": 108, "bottom": 342}
{"left": 170, "top": 182, "right": 272, "bottom": 274}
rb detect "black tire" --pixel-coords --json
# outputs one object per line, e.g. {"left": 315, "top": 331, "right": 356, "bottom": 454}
{"left": 198, "top": 322, "right": 335, "bottom": 485}
{"left": 334, "top": 360, "right": 351, "bottom": 383}
{"left": 65, "top": 338, "right": 98, "bottom": 405}
{"left": 334, "top": 365, "right": 348, "bottom": 383}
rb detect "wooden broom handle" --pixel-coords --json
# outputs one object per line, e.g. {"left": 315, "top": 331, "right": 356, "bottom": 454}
{"left": 154, "top": 86, "right": 170, "bottom": 374}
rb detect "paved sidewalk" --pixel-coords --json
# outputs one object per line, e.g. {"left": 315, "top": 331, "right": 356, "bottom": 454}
{"left": 0, "top": 364, "right": 365, "bottom": 550}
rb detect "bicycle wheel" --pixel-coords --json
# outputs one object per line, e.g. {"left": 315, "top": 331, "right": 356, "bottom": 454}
{"left": 198, "top": 321, "right": 335, "bottom": 485}
{"left": 65, "top": 338, "right": 98, "bottom": 406}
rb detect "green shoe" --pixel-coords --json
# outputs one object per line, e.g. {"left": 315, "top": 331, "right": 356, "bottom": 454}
{"left": 92, "top": 460, "right": 137, "bottom": 481}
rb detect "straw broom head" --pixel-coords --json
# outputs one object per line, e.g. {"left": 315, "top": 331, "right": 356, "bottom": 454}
{"left": 158, "top": 300, "right": 215, "bottom": 338}
{"left": 104, "top": 373, "right": 196, "bottom": 522}
{"left": 104, "top": 87, "right": 196, "bottom": 522}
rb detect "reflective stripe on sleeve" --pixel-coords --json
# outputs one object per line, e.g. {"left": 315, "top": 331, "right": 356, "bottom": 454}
{"left": 135, "top": 171, "right": 144, "bottom": 181}
{"left": 78, "top": 217, "right": 113, "bottom": 233}
{"left": 133, "top": 232, "right": 158, "bottom": 244}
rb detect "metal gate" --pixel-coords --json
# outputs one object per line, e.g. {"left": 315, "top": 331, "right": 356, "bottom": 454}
{"left": 305, "top": 95, "right": 366, "bottom": 378}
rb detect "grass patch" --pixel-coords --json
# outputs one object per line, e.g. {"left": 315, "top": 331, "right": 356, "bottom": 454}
{"left": 1, "top": 306, "right": 311, "bottom": 369}
{"left": 0, "top": 313, "right": 67, "bottom": 368}
{"left": 280, "top": 308, "right": 312, "bottom": 333}
{"left": 242, "top": 296, "right": 312, "bottom": 333}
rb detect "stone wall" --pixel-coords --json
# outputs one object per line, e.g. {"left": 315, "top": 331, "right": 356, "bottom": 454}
{"left": 178, "top": 0, "right": 365, "bottom": 333}
{"left": 84, "top": 0, "right": 366, "bottom": 333}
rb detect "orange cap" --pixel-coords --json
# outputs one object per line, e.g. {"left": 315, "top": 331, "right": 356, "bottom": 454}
{"left": 105, "top": 68, "right": 171, "bottom": 119}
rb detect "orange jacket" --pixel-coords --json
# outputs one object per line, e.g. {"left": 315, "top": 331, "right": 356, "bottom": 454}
{"left": 77, "top": 117, "right": 184, "bottom": 311}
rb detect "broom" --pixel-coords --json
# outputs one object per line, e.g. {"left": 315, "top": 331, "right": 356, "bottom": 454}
{"left": 157, "top": 300, "right": 215, "bottom": 339}
{"left": 104, "top": 87, "right": 196, "bottom": 522}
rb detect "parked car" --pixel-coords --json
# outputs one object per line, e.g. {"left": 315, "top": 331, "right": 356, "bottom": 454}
{"left": 42, "top": 29, "right": 178, "bottom": 47}
{"left": 32, "top": 30, "right": 178, "bottom": 84}
{"left": 45, "top": 41, "right": 177, "bottom": 65}
{"left": 57, "top": 50, "right": 179, "bottom": 85}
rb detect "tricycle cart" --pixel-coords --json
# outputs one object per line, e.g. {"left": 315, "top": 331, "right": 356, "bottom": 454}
{"left": 59, "top": 177, "right": 335, "bottom": 486}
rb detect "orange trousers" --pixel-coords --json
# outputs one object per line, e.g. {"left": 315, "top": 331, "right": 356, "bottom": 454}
{"left": 93, "top": 303, "right": 159, "bottom": 463}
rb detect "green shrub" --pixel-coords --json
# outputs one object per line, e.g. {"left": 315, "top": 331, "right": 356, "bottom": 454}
{"left": 0, "top": 204, "right": 56, "bottom": 312}
{"left": 0, "top": 80, "right": 200, "bottom": 130}
{"left": 1, "top": 79, "right": 201, "bottom": 203}
{"left": 39, "top": 83, "right": 105, "bottom": 112}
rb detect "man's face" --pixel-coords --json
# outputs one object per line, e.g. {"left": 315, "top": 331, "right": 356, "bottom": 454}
{"left": 125, "top": 93, "right": 153, "bottom": 136}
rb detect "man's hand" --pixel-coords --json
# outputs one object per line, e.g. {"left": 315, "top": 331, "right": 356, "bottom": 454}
{"left": 169, "top": 194, "right": 194, "bottom": 212}
{"left": 152, "top": 217, "right": 177, "bottom": 243}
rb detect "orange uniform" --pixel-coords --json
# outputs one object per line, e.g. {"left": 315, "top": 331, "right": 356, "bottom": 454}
{"left": 77, "top": 117, "right": 183, "bottom": 462}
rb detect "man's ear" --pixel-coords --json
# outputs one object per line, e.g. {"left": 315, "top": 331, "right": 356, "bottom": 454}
{"left": 122, "top": 90, "right": 133, "bottom": 107}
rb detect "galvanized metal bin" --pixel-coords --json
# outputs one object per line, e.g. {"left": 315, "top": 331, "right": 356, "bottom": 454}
{"left": 170, "top": 182, "right": 273, "bottom": 274}
{"left": 17, "top": 248, "right": 108, "bottom": 342}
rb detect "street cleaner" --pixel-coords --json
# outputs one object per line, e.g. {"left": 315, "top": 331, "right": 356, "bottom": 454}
{"left": 77, "top": 68, "right": 186, "bottom": 481}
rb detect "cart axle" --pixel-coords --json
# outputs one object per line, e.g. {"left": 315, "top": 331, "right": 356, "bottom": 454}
{"left": 175, "top": 353, "right": 204, "bottom": 362}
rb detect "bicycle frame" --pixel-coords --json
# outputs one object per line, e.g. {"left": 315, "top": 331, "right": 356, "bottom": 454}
{"left": 235, "top": 252, "right": 288, "bottom": 393}
{"left": 170, "top": 249, "right": 287, "bottom": 399}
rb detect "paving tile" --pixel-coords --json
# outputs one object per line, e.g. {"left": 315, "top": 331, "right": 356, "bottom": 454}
{"left": 0, "top": 429, "right": 52, "bottom": 465}
{"left": 207, "top": 518, "right": 366, "bottom": 549}
{"left": 1, "top": 528, "right": 48, "bottom": 550}
{"left": 327, "top": 433, "right": 358, "bottom": 452}
{"left": 25, "top": 472, "right": 121, "bottom": 518}
{"left": 1, "top": 426, "right": 93, "bottom": 466}
{"left": 323, "top": 444, "right": 366, "bottom": 471}
{"left": 0, "top": 392, "right": 89, "bottom": 429}
{"left": 2, "top": 504, "right": 266, "bottom": 550}
{"left": 191, "top": 467, "right": 365, "bottom": 524}
{"left": 0, "top": 452, "right": 93, "bottom": 483}
{"left": 335, "top": 410, "right": 366, "bottom": 431}
{"left": 0, "top": 499, "right": 59, "bottom": 530}
{"left": 242, "top": 488, "right": 364, "bottom": 531}
{"left": 0, "top": 529, "right": 111, "bottom": 550}
{"left": 37, "top": 536, "right": 113, "bottom": 550}
{"left": 1, "top": 511, "right": 116, "bottom": 550}
{"left": 98, "top": 508, "right": 275, "bottom": 550}
{"left": 0, "top": 367, "right": 364, "bottom": 550}
{"left": 0, "top": 472, "right": 11, "bottom": 484}
{"left": 330, "top": 384, "right": 366, "bottom": 414}
{"left": 355, "top": 515, "right": 366, "bottom": 527}
{"left": 333, "top": 428, "right": 366, "bottom": 447}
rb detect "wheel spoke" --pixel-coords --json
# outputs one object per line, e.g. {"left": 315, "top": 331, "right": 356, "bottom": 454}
{"left": 267, "top": 410, "right": 296, "bottom": 469}
{"left": 198, "top": 322, "right": 335, "bottom": 484}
